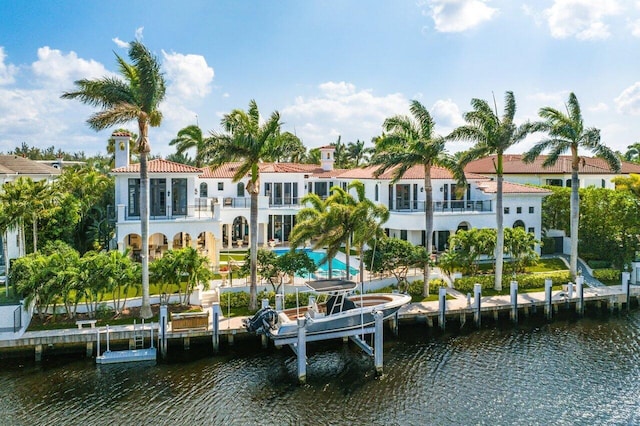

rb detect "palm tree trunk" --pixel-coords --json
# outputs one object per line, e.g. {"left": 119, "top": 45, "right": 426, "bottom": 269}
{"left": 570, "top": 168, "right": 579, "bottom": 279}
{"left": 494, "top": 168, "right": 504, "bottom": 292}
{"left": 249, "top": 189, "right": 258, "bottom": 311}
{"left": 345, "top": 240, "right": 351, "bottom": 280}
{"left": 424, "top": 165, "right": 433, "bottom": 296}
{"left": 139, "top": 128, "right": 152, "bottom": 319}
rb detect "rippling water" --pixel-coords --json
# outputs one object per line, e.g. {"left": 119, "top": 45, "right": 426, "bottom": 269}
{"left": 2, "top": 312, "right": 640, "bottom": 425}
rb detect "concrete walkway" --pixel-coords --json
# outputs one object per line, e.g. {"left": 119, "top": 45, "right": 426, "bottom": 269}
{"left": 544, "top": 254, "right": 605, "bottom": 288}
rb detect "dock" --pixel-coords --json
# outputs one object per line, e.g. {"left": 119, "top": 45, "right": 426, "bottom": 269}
{"left": 1, "top": 284, "right": 638, "bottom": 363}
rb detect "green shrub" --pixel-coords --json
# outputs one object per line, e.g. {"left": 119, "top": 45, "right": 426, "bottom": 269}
{"left": 408, "top": 279, "right": 447, "bottom": 296}
{"left": 219, "top": 291, "right": 250, "bottom": 310}
{"left": 593, "top": 268, "right": 620, "bottom": 283}
{"left": 541, "top": 237, "right": 555, "bottom": 255}
{"left": 588, "top": 260, "right": 611, "bottom": 269}
{"left": 454, "top": 271, "right": 571, "bottom": 293}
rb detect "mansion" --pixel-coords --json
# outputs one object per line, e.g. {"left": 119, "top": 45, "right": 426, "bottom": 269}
{"left": 110, "top": 132, "right": 551, "bottom": 271}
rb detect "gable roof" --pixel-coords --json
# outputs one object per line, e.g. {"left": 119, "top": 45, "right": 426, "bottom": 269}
{"left": 464, "top": 154, "right": 640, "bottom": 175}
{"left": 0, "top": 155, "right": 61, "bottom": 176}
{"left": 111, "top": 158, "right": 203, "bottom": 174}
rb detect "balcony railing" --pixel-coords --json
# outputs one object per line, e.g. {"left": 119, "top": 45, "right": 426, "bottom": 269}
{"left": 125, "top": 203, "right": 217, "bottom": 221}
{"left": 391, "top": 200, "right": 492, "bottom": 213}
{"left": 269, "top": 196, "right": 302, "bottom": 207}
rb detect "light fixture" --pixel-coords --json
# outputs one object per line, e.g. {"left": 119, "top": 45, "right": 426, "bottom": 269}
{"left": 439, "top": 187, "right": 443, "bottom": 192}
{"left": 420, "top": 187, "right": 424, "bottom": 192}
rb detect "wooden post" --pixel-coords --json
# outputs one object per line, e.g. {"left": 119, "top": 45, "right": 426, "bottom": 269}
{"left": 438, "top": 287, "right": 446, "bottom": 331}
{"left": 297, "top": 317, "right": 307, "bottom": 385}
{"left": 544, "top": 278, "right": 552, "bottom": 320}
{"left": 374, "top": 310, "right": 384, "bottom": 376}
{"left": 510, "top": 281, "right": 518, "bottom": 323}
{"left": 474, "top": 283, "right": 482, "bottom": 328}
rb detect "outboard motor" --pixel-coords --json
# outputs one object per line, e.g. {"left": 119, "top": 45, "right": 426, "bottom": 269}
{"left": 243, "top": 306, "right": 279, "bottom": 334}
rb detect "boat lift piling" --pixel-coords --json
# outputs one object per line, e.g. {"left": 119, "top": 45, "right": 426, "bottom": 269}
{"left": 544, "top": 279, "right": 553, "bottom": 320}
{"left": 438, "top": 287, "right": 446, "bottom": 331}
{"left": 211, "top": 303, "right": 221, "bottom": 353}
{"left": 159, "top": 304, "right": 168, "bottom": 359}
{"left": 576, "top": 276, "right": 584, "bottom": 316}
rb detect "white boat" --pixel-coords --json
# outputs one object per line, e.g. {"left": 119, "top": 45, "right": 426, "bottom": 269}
{"left": 244, "top": 279, "right": 411, "bottom": 344}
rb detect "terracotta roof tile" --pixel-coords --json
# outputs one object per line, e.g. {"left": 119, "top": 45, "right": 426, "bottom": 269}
{"left": 201, "top": 162, "right": 324, "bottom": 178}
{"left": 111, "top": 131, "right": 131, "bottom": 137}
{"left": 333, "top": 164, "right": 489, "bottom": 181}
{"left": 111, "top": 159, "right": 203, "bottom": 174}
{"left": 465, "top": 154, "right": 638, "bottom": 175}
{"left": 476, "top": 180, "right": 552, "bottom": 194}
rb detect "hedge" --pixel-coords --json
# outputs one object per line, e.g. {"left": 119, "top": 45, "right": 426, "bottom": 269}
{"left": 408, "top": 279, "right": 447, "bottom": 296}
{"left": 592, "top": 268, "right": 621, "bottom": 283}
{"left": 454, "top": 271, "right": 571, "bottom": 293}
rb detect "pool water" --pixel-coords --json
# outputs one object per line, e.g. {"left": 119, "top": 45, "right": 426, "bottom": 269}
{"left": 273, "top": 248, "right": 359, "bottom": 277}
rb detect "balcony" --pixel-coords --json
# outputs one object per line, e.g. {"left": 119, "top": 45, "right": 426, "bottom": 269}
{"left": 390, "top": 200, "right": 492, "bottom": 213}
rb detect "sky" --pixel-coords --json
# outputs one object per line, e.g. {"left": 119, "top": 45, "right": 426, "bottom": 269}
{"left": 1, "top": 0, "right": 640, "bottom": 159}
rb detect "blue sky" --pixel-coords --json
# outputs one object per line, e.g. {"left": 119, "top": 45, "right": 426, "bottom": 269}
{"left": 1, "top": 0, "right": 640, "bottom": 158}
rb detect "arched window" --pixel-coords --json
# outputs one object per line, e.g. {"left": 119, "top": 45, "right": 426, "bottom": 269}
{"left": 237, "top": 182, "right": 245, "bottom": 197}
{"left": 513, "top": 220, "right": 525, "bottom": 229}
{"left": 199, "top": 182, "right": 208, "bottom": 198}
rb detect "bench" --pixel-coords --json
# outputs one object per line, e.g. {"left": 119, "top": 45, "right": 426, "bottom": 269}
{"left": 171, "top": 311, "right": 209, "bottom": 331}
{"left": 76, "top": 319, "right": 97, "bottom": 329}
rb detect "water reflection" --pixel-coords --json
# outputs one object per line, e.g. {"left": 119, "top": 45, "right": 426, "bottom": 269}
{"left": 2, "top": 313, "right": 640, "bottom": 425}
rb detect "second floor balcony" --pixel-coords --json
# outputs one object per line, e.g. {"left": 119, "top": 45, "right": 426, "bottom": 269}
{"left": 391, "top": 200, "right": 493, "bottom": 213}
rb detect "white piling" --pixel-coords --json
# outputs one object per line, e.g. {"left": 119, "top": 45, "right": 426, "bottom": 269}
{"left": 211, "top": 303, "right": 221, "bottom": 353}
{"left": 576, "top": 276, "right": 584, "bottom": 316}
{"left": 438, "top": 287, "right": 447, "bottom": 331}
{"left": 159, "top": 304, "right": 168, "bottom": 359}
{"left": 567, "top": 281, "right": 574, "bottom": 299}
{"left": 474, "top": 283, "right": 482, "bottom": 328}
{"left": 297, "top": 317, "right": 307, "bottom": 385}
{"left": 275, "top": 294, "right": 284, "bottom": 311}
{"left": 510, "top": 281, "right": 518, "bottom": 323}
{"left": 544, "top": 278, "right": 553, "bottom": 320}
{"left": 374, "top": 310, "right": 384, "bottom": 375}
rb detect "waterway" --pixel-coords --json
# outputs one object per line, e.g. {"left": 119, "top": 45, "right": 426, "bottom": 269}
{"left": 2, "top": 311, "right": 640, "bottom": 425}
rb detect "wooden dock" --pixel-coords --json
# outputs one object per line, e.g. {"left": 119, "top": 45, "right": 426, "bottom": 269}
{"left": 1, "top": 284, "right": 638, "bottom": 362}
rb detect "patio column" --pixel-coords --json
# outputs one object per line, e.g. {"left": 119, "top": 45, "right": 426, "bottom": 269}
{"left": 262, "top": 223, "right": 268, "bottom": 248}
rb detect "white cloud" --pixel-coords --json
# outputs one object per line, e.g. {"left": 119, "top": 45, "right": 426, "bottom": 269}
{"left": 135, "top": 27, "right": 144, "bottom": 41}
{"left": 430, "top": 98, "right": 465, "bottom": 129}
{"left": 112, "top": 37, "right": 129, "bottom": 48}
{"left": 282, "top": 81, "right": 409, "bottom": 148}
{"left": 425, "top": 0, "right": 498, "bottom": 33}
{"left": 543, "top": 0, "right": 622, "bottom": 40}
{"left": 162, "top": 51, "right": 214, "bottom": 100}
{"left": 0, "top": 47, "right": 17, "bottom": 85}
{"left": 31, "top": 46, "right": 109, "bottom": 89}
{"left": 615, "top": 82, "right": 640, "bottom": 114}
{"left": 526, "top": 90, "right": 570, "bottom": 107}
{"left": 222, "top": 92, "right": 230, "bottom": 98}
{"left": 589, "top": 102, "right": 609, "bottom": 112}
{"left": 629, "top": 18, "right": 640, "bottom": 36}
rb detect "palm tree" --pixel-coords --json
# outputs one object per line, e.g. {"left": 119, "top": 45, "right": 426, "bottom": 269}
{"left": 346, "top": 139, "right": 372, "bottom": 167}
{"left": 61, "top": 40, "right": 166, "bottom": 319}
{"left": 207, "top": 100, "right": 283, "bottom": 311}
{"left": 289, "top": 192, "right": 332, "bottom": 276}
{"left": 449, "top": 91, "right": 531, "bottom": 291}
{"left": 523, "top": 92, "right": 620, "bottom": 279}
{"left": 372, "top": 100, "right": 464, "bottom": 296}
{"left": 623, "top": 142, "right": 640, "bottom": 163}
{"left": 169, "top": 125, "right": 212, "bottom": 168}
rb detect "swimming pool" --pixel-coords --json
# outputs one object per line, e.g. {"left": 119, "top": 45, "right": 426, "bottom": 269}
{"left": 273, "top": 248, "right": 359, "bottom": 277}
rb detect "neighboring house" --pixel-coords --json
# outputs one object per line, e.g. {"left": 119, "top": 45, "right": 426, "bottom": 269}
{"left": 0, "top": 155, "right": 61, "bottom": 271}
{"left": 464, "top": 154, "right": 640, "bottom": 189}
{"left": 111, "top": 133, "right": 550, "bottom": 271}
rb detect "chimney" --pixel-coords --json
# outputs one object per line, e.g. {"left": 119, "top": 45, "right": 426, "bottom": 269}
{"left": 319, "top": 145, "right": 336, "bottom": 171}
{"left": 113, "top": 131, "right": 131, "bottom": 168}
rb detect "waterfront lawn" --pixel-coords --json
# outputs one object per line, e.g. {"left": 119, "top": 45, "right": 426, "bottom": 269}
{"left": 0, "top": 286, "right": 20, "bottom": 304}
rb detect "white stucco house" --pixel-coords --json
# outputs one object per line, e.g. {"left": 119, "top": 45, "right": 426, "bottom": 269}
{"left": 110, "top": 132, "right": 551, "bottom": 271}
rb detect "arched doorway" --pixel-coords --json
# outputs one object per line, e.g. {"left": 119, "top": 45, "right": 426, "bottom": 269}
{"left": 149, "top": 233, "right": 168, "bottom": 261}
{"left": 171, "top": 232, "right": 193, "bottom": 250}
{"left": 513, "top": 220, "right": 525, "bottom": 229}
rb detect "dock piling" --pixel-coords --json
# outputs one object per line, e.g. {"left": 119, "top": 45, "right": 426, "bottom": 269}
{"left": 474, "top": 283, "right": 482, "bottom": 328}
{"left": 622, "top": 272, "right": 631, "bottom": 311}
{"left": 510, "top": 281, "right": 518, "bottom": 323}
{"left": 544, "top": 279, "right": 552, "bottom": 320}
{"left": 374, "top": 311, "right": 384, "bottom": 376}
{"left": 297, "top": 317, "right": 307, "bottom": 384}
{"left": 438, "top": 287, "right": 446, "bottom": 331}
{"left": 211, "top": 303, "right": 221, "bottom": 353}
{"left": 576, "top": 276, "right": 584, "bottom": 316}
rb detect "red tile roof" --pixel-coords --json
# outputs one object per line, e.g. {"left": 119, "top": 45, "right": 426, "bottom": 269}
{"left": 464, "top": 154, "right": 639, "bottom": 175}
{"left": 200, "top": 162, "right": 324, "bottom": 178}
{"left": 111, "top": 159, "right": 203, "bottom": 174}
{"left": 475, "top": 180, "right": 552, "bottom": 194}
{"left": 111, "top": 131, "right": 131, "bottom": 137}
{"left": 335, "top": 164, "right": 489, "bottom": 181}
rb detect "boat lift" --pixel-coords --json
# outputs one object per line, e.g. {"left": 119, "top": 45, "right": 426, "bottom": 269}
{"left": 96, "top": 320, "right": 157, "bottom": 364}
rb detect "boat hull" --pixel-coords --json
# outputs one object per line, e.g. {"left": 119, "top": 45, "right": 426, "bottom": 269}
{"left": 268, "top": 293, "right": 410, "bottom": 343}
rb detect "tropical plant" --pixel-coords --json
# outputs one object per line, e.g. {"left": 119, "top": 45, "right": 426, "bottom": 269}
{"left": 362, "top": 238, "right": 429, "bottom": 289}
{"left": 372, "top": 99, "right": 464, "bottom": 296}
{"left": 206, "top": 99, "right": 284, "bottom": 310}
{"left": 449, "top": 91, "right": 532, "bottom": 291}
{"left": 446, "top": 228, "right": 496, "bottom": 275}
{"left": 503, "top": 227, "right": 540, "bottom": 274}
{"left": 346, "top": 139, "right": 372, "bottom": 167}
{"left": 523, "top": 92, "right": 620, "bottom": 279}
{"left": 169, "top": 124, "right": 212, "bottom": 168}
{"left": 289, "top": 192, "right": 333, "bottom": 276}
{"left": 62, "top": 41, "right": 166, "bottom": 319}
{"left": 268, "top": 131, "right": 307, "bottom": 163}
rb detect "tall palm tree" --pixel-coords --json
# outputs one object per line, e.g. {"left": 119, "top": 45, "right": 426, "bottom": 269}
{"left": 346, "top": 140, "right": 372, "bottom": 167}
{"left": 623, "top": 142, "right": 640, "bottom": 163}
{"left": 207, "top": 100, "right": 283, "bottom": 311}
{"left": 372, "top": 100, "right": 464, "bottom": 296}
{"left": 61, "top": 40, "right": 166, "bottom": 319}
{"left": 169, "top": 124, "right": 212, "bottom": 168}
{"left": 289, "top": 192, "right": 332, "bottom": 276}
{"left": 523, "top": 92, "right": 620, "bottom": 279}
{"left": 449, "top": 91, "right": 531, "bottom": 291}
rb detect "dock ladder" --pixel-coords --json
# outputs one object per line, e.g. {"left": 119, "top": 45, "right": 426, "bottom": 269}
{"left": 133, "top": 320, "right": 145, "bottom": 349}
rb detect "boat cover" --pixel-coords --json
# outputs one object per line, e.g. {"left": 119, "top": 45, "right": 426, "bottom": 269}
{"left": 306, "top": 279, "right": 358, "bottom": 293}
